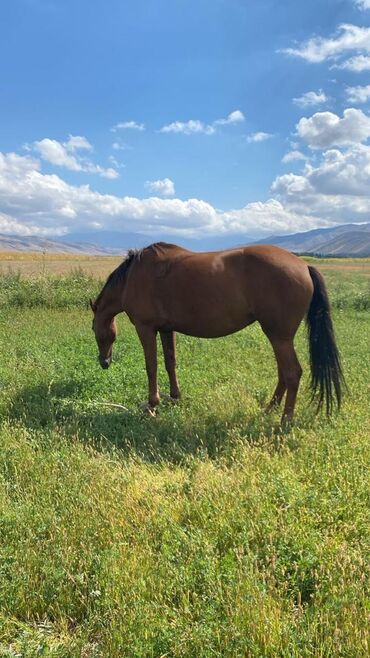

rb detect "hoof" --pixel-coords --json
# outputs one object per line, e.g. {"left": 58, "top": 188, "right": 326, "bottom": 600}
{"left": 162, "top": 394, "right": 180, "bottom": 405}
{"left": 141, "top": 403, "right": 157, "bottom": 417}
{"left": 280, "top": 415, "right": 293, "bottom": 430}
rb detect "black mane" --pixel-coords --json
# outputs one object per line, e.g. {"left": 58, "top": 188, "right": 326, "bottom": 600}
{"left": 94, "top": 242, "right": 177, "bottom": 306}
{"left": 95, "top": 248, "right": 142, "bottom": 305}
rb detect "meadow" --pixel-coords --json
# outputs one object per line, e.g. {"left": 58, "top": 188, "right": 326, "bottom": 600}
{"left": 0, "top": 253, "right": 369, "bottom": 657}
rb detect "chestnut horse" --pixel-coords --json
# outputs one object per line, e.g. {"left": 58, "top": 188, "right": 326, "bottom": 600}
{"left": 90, "top": 242, "right": 343, "bottom": 422}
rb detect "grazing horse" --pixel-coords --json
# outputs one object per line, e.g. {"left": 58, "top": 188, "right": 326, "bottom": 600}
{"left": 90, "top": 242, "right": 343, "bottom": 422}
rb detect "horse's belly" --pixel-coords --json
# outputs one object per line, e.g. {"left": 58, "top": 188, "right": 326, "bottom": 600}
{"left": 166, "top": 313, "right": 256, "bottom": 338}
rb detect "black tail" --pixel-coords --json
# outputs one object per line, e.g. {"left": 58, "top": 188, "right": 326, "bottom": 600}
{"left": 307, "top": 266, "right": 344, "bottom": 415}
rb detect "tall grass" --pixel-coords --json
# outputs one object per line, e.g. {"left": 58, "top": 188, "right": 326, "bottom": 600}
{"left": 0, "top": 269, "right": 100, "bottom": 310}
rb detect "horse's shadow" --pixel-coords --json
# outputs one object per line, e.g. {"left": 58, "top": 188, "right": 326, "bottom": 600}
{"left": 7, "top": 378, "right": 305, "bottom": 463}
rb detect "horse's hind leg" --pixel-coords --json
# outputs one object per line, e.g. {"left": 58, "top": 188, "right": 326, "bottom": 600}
{"left": 266, "top": 362, "right": 286, "bottom": 411}
{"left": 160, "top": 330, "right": 181, "bottom": 401}
{"left": 268, "top": 337, "right": 302, "bottom": 423}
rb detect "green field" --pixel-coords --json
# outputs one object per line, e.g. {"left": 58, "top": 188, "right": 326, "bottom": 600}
{"left": 0, "top": 257, "right": 369, "bottom": 657}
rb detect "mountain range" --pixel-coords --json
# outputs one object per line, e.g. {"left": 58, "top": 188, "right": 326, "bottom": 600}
{"left": 253, "top": 222, "right": 370, "bottom": 257}
{"left": 0, "top": 222, "right": 369, "bottom": 256}
{"left": 0, "top": 234, "right": 120, "bottom": 255}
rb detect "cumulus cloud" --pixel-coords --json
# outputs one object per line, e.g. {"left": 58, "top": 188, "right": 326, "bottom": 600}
{"left": 213, "top": 110, "right": 245, "bottom": 126}
{"left": 293, "top": 90, "right": 328, "bottom": 107}
{"left": 161, "top": 120, "right": 216, "bottom": 135}
{"left": 32, "top": 136, "right": 119, "bottom": 179}
{"left": 91, "top": 165, "right": 119, "bottom": 179}
{"left": 307, "top": 145, "right": 370, "bottom": 196}
{"left": 145, "top": 178, "right": 175, "bottom": 197}
{"left": 221, "top": 199, "right": 321, "bottom": 235}
{"left": 111, "top": 121, "right": 145, "bottom": 132}
{"left": 346, "top": 84, "right": 370, "bottom": 103}
{"left": 0, "top": 149, "right": 331, "bottom": 239}
{"left": 160, "top": 110, "right": 245, "bottom": 135}
{"left": 297, "top": 108, "right": 370, "bottom": 148}
{"left": 272, "top": 143, "right": 370, "bottom": 222}
{"left": 34, "top": 139, "right": 82, "bottom": 171}
{"left": 246, "top": 132, "right": 273, "bottom": 143}
{"left": 0, "top": 211, "right": 64, "bottom": 237}
{"left": 333, "top": 54, "right": 370, "bottom": 71}
{"left": 282, "top": 150, "right": 307, "bottom": 163}
{"left": 355, "top": 1, "right": 370, "bottom": 9}
{"left": 64, "top": 135, "right": 93, "bottom": 151}
{"left": 0, "top": 151, "right": 217, "bottom": 236}
{"left": 280, "top": 23, "right": 370, "bottom": 64}
{"left": 3, "top": 137, "right": 370, "bottom": 241}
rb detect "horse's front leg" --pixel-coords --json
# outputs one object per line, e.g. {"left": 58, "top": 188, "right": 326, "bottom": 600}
{"left": 135, "top": 323, "right": 160, "bottom": 412}
{"left": 160, "top": 330, "right": 181, "bottom": 401}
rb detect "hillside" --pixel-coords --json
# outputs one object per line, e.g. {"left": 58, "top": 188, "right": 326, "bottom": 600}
{"left": 254, "top": 223, "right": 370, "bottom": 256}
{"left": 0, "top": 234, "right": 119, "bottom": 255}
{"left": 1, "top": 222, "right": 370, "bottom": 256}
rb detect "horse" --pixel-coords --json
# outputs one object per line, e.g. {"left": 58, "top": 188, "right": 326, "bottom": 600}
{"left": 90, "top": 242, "right": 343, "bottom": 423}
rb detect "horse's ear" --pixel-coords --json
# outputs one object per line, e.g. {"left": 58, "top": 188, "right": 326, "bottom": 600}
{"left": 89, "top": 298, "right": 97, "bottom": 312}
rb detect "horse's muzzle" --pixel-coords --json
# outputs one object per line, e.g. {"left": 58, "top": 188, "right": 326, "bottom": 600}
{"left": 99, "top": 357, "right": 112, "bottom": 369}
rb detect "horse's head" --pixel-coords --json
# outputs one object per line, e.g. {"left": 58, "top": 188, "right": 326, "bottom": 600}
{"left": 90, "top": 298, "right": 117, "bottom": 369}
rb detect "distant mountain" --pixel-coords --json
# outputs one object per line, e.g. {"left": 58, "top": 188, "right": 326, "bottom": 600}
{"left": 59, "top": 231, "right": 254, "bottom": 252}
{"left": 0, "top": 234, "right": 120, "bottom": 255}
{"left": 1, "top": 222, "right": 369, "bottom": 256}
{"left": 52, "top": 223, "right": 370, "bottom": 256}
{"left": 253, "top": 223, "right": 370, "bottom": 257}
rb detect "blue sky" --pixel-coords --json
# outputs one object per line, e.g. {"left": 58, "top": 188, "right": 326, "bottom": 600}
{"left": 1, "top": 0, "right": 370, "bottom": 241}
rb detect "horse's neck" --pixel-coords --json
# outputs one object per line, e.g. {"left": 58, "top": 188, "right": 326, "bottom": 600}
{"left": 99, "top": 287, "right": 124, "bottom": 319}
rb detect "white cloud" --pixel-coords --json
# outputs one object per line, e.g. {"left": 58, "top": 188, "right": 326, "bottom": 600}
{"left": 272, "top": 173, "right": 312, "bottom": 196}
{"left": 3, "top": 142, "right": 370, "bottom": 241}
{"left": 111, "top": 121, "right": 145, "bottom": 132}
{"left": 0, "top": 152, "right": 217, "bottom": 236}
{"left": 112, "top": 141, "right": 132, "bottom": 151}
{"left": 246, "top": 132, "right": 273, "bottom": 143}
{"left": 160, "top": 119, "right": 216, "bottom": 135}
{"left": 64, "top": 135, "right": 93, "bottom": 151}
{"left": 272, "top": 143, "right": 370, "bottom": 223}
{"left": 91, "top": 165, "right": 119, "bottom": 179}
{"left": 32, "top": 136, "right": 119, "bottom": 179}
{"left": 335, "top": 54, "right": 370, "bottom": 71}
{"left": 355, "top": 1, "right": 370, "bottom": 9}
{"left": 307, "top": 145, "right": 370, "bottom": 196}
{"left": 346, "top": 84, "right": 370, "bottom": 103}
{"left": 145, "top": 178, "right": 175, "bottom": 197}
{"left": 0, "top": 211, "right": 64, "bottom": 237}
{"left": 0, "top": 150, "right": 330, "bottom": 239}
{"left": 221, "top": 199, "right": 321, "bottom": 235}
{"left": 160, "top": 110, "right": 245, "bottom": 135}
{"left": 280, "top": 23, "right": 370, "bottom": 63}
{"left": 34, "top": 139, "right": 82, "bottom": 171}
{"left": 293, "top": 90, "right": 328, "bottom": 107}
{"left": 213, "top": 110, "right": 245, "bottom": 126}
{"left": 282, "top": 150, "right": 307, "bottom": 163}
{"left": 297, "top": 109, "right": 370, "bottom": 148}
